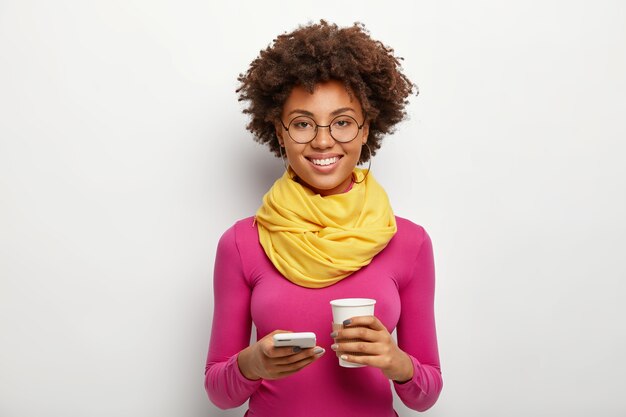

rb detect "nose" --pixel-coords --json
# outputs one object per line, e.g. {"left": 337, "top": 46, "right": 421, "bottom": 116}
{"left": 311, "top": 125, "right": 334, "bottom": 149}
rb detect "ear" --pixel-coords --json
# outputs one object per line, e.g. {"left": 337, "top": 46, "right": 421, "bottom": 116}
{"left": 274, "top": 122, "right": 285, "bottom": 147}
{"left": 361, "top": 120, "right": 370, "bottom": 145}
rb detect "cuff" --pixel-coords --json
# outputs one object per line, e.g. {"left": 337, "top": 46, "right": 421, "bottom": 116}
{"left": 393, "top": 354, "right": 422, "bottom": 390}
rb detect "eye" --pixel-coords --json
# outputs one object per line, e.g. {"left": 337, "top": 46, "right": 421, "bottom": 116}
{"left": 290, "top": 117, "right": 316, "bottom": 130}
{"left": 333, "top": 117, "right": 354, "bottom": 129}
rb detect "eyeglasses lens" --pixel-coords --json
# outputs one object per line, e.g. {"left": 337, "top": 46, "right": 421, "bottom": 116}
{"left": 288, "top": 116, "right": 359, "bottom": 143}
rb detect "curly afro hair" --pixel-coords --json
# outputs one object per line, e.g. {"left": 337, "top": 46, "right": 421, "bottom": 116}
{"left": 236, "top": 20, "right": 417, "bottom": 164}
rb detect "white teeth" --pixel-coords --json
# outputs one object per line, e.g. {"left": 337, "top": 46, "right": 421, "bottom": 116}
{"left": 310, "top": 157, "right": 339, "bottom": 166}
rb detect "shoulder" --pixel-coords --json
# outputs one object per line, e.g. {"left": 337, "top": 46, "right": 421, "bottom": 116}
{"left": 387, "top": 216, "right": 434, "bottom": 269}
{"left": 216, "top": 217, "right": 264, "bottom": 274}
{"left": 233, "top": 216, "right": 258, "bottom": 236}
{"left": 391, "top": 216, "right": 435, "bottom": 287}
{"left": 393, "top": 215, "right": 431, "bottom": 249}
{"left": 217, "top": 216, "right": 257, "bottom": 249}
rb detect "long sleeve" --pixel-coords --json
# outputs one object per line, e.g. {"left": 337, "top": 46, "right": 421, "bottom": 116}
{"left": 393, "top": 229, "right": 443, "bottom": 411}
{"left": 204, "top": 226, "right": 262, "bottom": 409}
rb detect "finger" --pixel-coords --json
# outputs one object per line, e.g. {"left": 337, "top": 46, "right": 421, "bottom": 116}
{"left": 332, "top": 341, "right": 382, "bottom": 356}
{"left": 272, "top": 347, "right": 325, "bottom": 365}
{"left": 263, "top": 345, "right": 304, "bottom": 358}
{"left": 276, "top": 348, "right": 325, "bottom": 373}
{"left": 266, "top": 349, "right": 325, "bottom": 380}
{"left": 338, "top": 353, "right": 382, "bottom": 368}
{"left": 334, "top": 326, "right": 379, "bottom": 342}
{"left": 343, "top": 315, "right": 386, "bottom": 331}
{"left": 260, "top": 330, "right": 296, "bottom": 358}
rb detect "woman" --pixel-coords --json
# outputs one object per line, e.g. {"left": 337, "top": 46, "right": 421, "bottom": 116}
{"left": 205, "top": 21, "right": 442, "bottom": 416}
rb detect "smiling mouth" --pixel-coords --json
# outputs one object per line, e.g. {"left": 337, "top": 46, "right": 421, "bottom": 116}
{"left": 308, "top": 156, "right": 341, "bottom": 166}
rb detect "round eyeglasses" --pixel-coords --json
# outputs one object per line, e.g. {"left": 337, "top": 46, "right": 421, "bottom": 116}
{"left": 280, "top": 115, "right": 365, "bottom": 144}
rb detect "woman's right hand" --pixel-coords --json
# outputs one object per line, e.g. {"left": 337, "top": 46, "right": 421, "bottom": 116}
{"left": 237, "top": 330, "right": 325, "bottom": 380}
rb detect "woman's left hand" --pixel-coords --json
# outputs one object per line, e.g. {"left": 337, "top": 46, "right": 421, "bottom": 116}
{"left": 330, "top": 315, "right": 414, "bottom": 383}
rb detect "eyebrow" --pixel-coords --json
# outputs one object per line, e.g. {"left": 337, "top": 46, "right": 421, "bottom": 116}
{"left": 286, "top": 107, "right": 357, "bottom": 117}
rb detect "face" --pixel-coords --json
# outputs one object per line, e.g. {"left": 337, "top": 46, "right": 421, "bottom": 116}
{"left": 276, "top": 80, "right": 369, "bottom": 196}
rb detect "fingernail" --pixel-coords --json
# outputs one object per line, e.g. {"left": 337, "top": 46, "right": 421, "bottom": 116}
{"left": 292, "top": 346, "right": 302, "bottom": 353}
{"left": 340, "top": 354, "right": 348, "bottom": 360}
{"left": 330, "top": 331, "right": 338, "bottom": 338}
{"left": 314, "top": 347, "right": 325, "bottom": 355}
{"left": 331, "top": 344, "right": 339, "bottom": 351}
{"left": 343, "top": 319, "right": 352, "bottom": 326}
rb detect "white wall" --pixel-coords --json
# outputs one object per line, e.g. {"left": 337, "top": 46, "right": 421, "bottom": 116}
{"left": 1, "top": 1, "right": 625, "bottom": 416}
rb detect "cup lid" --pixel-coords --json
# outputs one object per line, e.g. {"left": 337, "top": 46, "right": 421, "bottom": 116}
{"left": 329, "top": 298, "right": 376, "bottom": 307}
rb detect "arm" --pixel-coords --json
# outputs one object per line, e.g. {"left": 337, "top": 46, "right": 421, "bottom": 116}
{"left": 204, "top": 226, "right": 261, "bottom": 409}
{"left": 204, "top": 225, "right": 326, "bottom": 408}
{"left": 393, "top": 229, "right": 443, "bottom": 411}
{"left": 329, "top": 227, "right": 442, "bottom": 410}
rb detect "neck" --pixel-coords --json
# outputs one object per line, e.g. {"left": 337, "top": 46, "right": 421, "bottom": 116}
{"left": 293, "top": 174, "right": 355, "bottom": 196}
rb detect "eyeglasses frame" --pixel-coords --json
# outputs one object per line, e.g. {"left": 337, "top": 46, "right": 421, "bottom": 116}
{"left": 279, "top": 114, "right": 366, "bottom": 144}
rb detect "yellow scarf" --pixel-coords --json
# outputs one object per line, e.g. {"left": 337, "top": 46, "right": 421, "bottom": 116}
{"left": 255, "top": 168, "right": 397, "bottom": 288}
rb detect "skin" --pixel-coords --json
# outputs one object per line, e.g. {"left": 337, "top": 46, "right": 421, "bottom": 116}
{"left": 275, "top": 79, "right": 369, "bottom": 196}
{"left": 237, "top": 330, "right": 325, "bottom": 380}
{"left": 237, "top": 80, "right": 413, "bottom": 382}
{"left": 331, "top": 316, "right": 414, "bottom": 383}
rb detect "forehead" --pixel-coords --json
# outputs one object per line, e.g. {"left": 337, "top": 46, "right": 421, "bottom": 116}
{"left": 282, "top": 80, "right": 362, "bottom": 116}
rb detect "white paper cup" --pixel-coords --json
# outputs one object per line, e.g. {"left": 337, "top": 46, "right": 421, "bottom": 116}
{"left": 330, "top": 298, "right": 376, "bottom": 368}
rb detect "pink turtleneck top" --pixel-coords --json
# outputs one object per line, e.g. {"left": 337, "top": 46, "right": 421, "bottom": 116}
{"left": 205, "top": 216, "right": 442, "bottom": 416}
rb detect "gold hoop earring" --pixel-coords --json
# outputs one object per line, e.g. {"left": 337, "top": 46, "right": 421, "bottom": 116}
{"left": 354, "top": 143, "right": 372, "bottom": 184}
{"left": 278, "top": 145, "right": 289, "bottom": 172}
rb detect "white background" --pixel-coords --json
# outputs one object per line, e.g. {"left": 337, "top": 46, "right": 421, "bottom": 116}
{"left": 1, "top": 1, "right": 625, "bottom": 416}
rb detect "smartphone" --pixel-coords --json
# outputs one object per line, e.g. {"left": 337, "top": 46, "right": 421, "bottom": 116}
{"left": 273, "top": 332, "right": 317, "bottom": 348}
